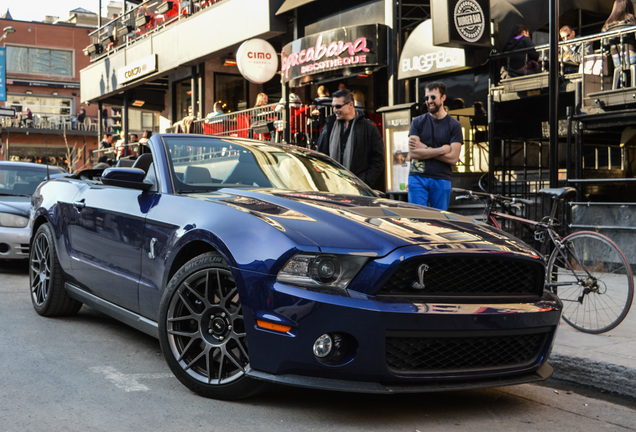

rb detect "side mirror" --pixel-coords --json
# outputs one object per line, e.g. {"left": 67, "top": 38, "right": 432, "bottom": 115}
{"left": 101, "top": 167, "right": 152, "bottom": 191}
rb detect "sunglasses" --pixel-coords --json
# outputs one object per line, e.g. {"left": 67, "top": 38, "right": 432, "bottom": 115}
{"left": 424, "top": 95, "right": 437, "bottom": 101}
{"left": 333, "top": 102, "right": 352, "bottom": 109}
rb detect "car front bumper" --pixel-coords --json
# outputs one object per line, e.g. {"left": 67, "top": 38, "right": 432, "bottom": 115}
{"left": 243, "top": 272, "right": 562, "bottom": 392}
{"left": 0, "top": 226, "right": 30, "bottom": 260}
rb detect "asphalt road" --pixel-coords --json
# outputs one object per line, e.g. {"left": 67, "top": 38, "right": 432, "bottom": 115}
{"left": 1, "top": 262, "right": 635, "bottom": 431}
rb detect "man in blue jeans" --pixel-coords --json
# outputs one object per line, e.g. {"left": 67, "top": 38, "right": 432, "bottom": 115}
{"left": 408, "top": 81, "right": 463, "bottom": 210}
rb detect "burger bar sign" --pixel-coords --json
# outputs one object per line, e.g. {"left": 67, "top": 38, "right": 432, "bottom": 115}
{"left": 281, "top": 24, "right": 387, "bottom": 86}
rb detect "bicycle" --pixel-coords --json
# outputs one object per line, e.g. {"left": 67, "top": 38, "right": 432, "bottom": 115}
{"left": 452, "top": 186, "right": 634, "bottom": 334}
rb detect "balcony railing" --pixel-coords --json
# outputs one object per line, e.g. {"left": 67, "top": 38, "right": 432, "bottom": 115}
{"left": 491, "top": 24, "right": 636, "bottom": 92}
{"left": 86, "top": 0, "right": 224, "bottom": 60}
{"left": 166, "top": 102, "right": 333, "bottom": 148}
{"left": 1, "top": 113, "right": 98, "bottom": 131}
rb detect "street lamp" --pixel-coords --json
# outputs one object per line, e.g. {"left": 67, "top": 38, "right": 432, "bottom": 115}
{"left": 0, "top": 26, "right": 16, "bottom": 42}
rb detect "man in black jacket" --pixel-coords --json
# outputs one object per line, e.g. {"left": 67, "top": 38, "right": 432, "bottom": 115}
{"left": 316, "top": 89, "right": 384, "bottom": 189}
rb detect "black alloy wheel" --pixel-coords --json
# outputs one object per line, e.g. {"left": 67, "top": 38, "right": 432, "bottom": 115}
{"left": 158, "top": 252, "right": 265, "bottom": 400}
{"left": 30, "top": 223, "right": 82, "bottom": 316}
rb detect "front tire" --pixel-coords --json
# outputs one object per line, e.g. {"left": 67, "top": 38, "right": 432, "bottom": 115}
{"left": 158, "top": 252, "right": 266, "bottom": 400}
{"left": 30, "top": 223, "right": 82, "bottom": 316}
{"left": 547, "top": 231, "right": 634, "bottom": 333}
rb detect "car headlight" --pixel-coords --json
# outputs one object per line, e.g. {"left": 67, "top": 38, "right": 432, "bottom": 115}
{"left": 0, "top": 212, "right": 29, "bottom": 228}
{"left": 277, "top": 253, "right": 367, "bottom": 291}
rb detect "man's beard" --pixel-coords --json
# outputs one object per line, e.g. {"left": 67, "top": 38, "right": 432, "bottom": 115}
{"left": 428, "top": 103, "right": 440, "bottom": 114}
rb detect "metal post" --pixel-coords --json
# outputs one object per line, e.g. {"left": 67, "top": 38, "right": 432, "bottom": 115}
{"left": 123, "top": 92, "right": 128, "bottom": 156}
{"left": 549, "top": 0, "right": 559, "bottom": 187}
{"left": 97, "top": 101, "right": 103, "bottom": 141}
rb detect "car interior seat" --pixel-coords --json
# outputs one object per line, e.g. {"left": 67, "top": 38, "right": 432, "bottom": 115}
{"left": 223, "top": 151, "right": 271, "bottom": 187}
{"left": 183, "top": 165, "right": 212, "bottom": 184}
{"left": 132, "top": 153, "right": 153, "bottom": 174}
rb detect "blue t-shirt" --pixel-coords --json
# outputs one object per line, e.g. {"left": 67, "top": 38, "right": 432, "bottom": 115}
{"left": 409, "top": 113, "right": 463, "bottom": 180}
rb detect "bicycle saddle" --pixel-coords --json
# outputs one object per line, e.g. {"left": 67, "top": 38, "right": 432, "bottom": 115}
{"left": 538, "top": 187, "right": 577, "bottom": 199}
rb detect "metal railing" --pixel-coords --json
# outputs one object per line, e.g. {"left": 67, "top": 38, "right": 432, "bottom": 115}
{"left": 1, "top": 113, "right": 97, "bottom": 131}
{"left": 167, "top": 102, "right": 332, "bottom": 148}
{"left": 87, "top": 0, "right": 224, "bottom": 60}
{"left": 491, "top": 25, "right": 636, "bottom": 89}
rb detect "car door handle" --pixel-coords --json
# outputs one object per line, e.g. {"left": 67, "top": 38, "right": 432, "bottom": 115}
{"left": 73, "top": 200, "right": 86, "bottom": 210}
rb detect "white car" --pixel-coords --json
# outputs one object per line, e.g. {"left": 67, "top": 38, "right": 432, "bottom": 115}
{"left": 0, "top": 161, "right": 65, "bottom": 260}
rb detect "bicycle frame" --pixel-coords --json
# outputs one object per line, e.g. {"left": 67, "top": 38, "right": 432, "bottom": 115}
{"left": 453, "top": 187, "right": 634, "bottom": 333}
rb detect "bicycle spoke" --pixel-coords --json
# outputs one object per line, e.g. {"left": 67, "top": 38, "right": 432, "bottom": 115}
{"left": 548, "top": 232, "right": 634, "bottom": 334}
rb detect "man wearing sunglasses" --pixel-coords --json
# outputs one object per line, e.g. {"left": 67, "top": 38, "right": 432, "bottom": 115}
{"left": 407, "top": 81, "right": 463, "bottom": 210}
{"left": 559, "top": 25, "right": 590, "bottom": 74}
{"left": 317, "top": 88, "right": 384, "bottom": 189}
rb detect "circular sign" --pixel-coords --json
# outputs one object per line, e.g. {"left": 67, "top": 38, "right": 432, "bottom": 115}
{"left": 236, "top": 39, "right": 278, "bottom": 84}
{"left": 453, "top": 0, "right": 486, "bottom": 43}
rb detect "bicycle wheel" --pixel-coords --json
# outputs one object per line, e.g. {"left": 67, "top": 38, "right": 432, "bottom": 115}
{"left": 547, "top": 231, "right": 634, "bottom": 333}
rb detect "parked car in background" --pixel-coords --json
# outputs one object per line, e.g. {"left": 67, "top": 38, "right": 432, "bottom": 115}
{"left": 0, "top": 161, "right": 65, "bottom": 260}
{"left": 29, "top": 134, "right": 562, "bottom": 400}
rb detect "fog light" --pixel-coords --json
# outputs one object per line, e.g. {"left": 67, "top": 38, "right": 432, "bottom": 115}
{"left": 313, "top": 334, "right": 333, "bottom": 358}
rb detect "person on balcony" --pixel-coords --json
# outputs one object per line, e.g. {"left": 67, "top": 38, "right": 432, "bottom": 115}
{"left": 20, "top": 108, "right": 33, "bottom": 127}
{"left": 73, "top": 105, "right": 86, "bottom": 130}
{"left": 503, "top": 24, "right": 540, "bottom": 77}
{"left": 559, "top": 25, "right": 591, "bottom": 74}
{"left": 602, "top": 0, "right": 636, "bottom": 72}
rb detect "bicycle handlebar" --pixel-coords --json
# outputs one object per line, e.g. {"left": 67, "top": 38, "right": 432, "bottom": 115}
{"left": 452, "top": 188, "right": 535, "bottom": 206}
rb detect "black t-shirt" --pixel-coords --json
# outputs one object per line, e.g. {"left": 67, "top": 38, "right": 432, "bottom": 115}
{"left": 408, "top": 113, "right": 463, "bottom": 180}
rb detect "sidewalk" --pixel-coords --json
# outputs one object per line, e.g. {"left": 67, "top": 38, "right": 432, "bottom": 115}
{"left": 549, "top": 299, "right": 636, "bottom": 399}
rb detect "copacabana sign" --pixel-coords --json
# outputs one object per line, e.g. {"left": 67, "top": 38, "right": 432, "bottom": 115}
{"left": 281, "top": 24, "right": 388, "bottom": 87}
{"left": 236, "top": 39, "right": 278, "bottom": 84}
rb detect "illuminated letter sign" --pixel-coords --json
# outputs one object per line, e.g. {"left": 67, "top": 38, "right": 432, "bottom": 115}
{"left": 281, "top": 24, "right": 388, "bottom": 86}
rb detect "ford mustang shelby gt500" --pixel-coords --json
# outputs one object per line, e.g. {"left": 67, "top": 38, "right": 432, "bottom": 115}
{"left": 30, "top": 134, "right": 561, "bottom": 400}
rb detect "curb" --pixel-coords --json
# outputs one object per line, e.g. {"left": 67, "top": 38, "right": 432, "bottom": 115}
{"left": 549, "top": 353, "right": 636, "bottom": 400}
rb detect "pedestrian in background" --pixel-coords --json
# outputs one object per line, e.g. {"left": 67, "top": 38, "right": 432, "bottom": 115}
{"left": 317, "top": 88, "right": 384, "bottom": 189}
{"left": 408, "top": 81, "right": 463, "bottom": 210}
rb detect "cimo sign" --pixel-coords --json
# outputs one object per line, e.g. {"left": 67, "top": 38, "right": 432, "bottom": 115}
{"left": 236, "top": 39, "right": 278, "bottom": 84}
{"left": 117, "top": 55, "right": 158, "bottom": 85}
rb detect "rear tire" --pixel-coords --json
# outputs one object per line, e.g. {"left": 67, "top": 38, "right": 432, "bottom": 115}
{"left": 30, "top": 223, "right": 82, "bottom": 316}
{"left": 158, "top": 252, "right": 266, "bottom": 400}
{"left": 547, "top": 231, "right": 634, "bottom": 333}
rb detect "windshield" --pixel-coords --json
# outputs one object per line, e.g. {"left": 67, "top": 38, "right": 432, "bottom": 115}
{"left": 0, "top": 165, "right": 62, "bottom": 196}
{"left": 162, "top": 136, "right": 376, "bottom": 197}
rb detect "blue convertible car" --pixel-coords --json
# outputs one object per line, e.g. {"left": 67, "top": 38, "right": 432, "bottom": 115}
{"left": 30, "top": 134, "right": 561, "bottom": 399}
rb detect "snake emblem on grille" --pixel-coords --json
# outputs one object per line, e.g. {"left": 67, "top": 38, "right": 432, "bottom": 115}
{"left": 411, "top": 263, "right": 430, "bottom": 290}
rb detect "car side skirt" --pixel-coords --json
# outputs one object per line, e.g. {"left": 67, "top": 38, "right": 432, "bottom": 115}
{"left": 65, "top": 283, "right": 159, "bottom": 338}
{"left": 247, "top": 363, "right": 553, "bottom": 394}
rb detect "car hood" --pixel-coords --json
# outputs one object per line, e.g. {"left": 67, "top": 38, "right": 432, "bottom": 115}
{"left": 198, "top": 188, "right": 539, "bottom": 259}
{"left": 0, "top": 196, "right": 31, "bottom": 217}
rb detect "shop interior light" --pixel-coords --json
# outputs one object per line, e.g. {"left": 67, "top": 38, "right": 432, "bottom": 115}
{"left": 223, "top": 58, "right": 237, "bottom": 67}
{"left": 132, "top": 100, "right": 145, "bottom": 107}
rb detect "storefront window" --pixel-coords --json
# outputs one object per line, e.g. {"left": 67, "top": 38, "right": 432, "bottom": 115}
{"left": 174, "top": 79, "right": 193, "bottom": 120}
{"left": 215, "top": 73, "right": 247, "bottom": 112}
{"left": 7, "top": 95, "right": 72, "bottom": 116}
{"left": 6, "top": 46, "right": 73, "bottom": 77}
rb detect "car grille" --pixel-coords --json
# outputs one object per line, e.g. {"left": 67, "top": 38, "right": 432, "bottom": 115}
{"left": 386, "top": 329, "right": 550, "bottom": 373}
{"left": 377, "top": 255, "right": 544, "bottom": 298}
